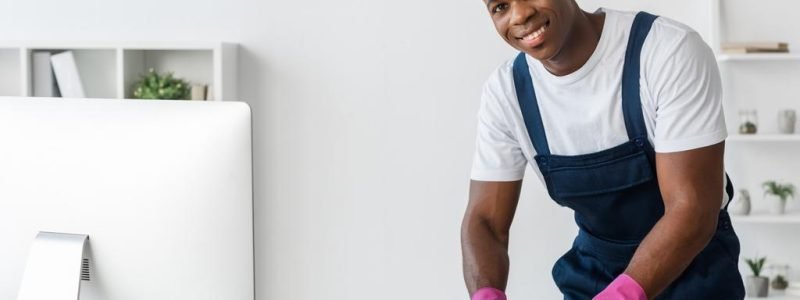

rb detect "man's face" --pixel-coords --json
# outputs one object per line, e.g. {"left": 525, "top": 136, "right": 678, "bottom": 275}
{"left": 484, "top": 0, "right": 577, "bottom": 60}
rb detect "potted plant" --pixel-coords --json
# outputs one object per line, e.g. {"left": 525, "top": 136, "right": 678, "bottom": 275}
{"left": 773, "top": 274, "right": 789, "bottom": 290}
{"left": 745, "top": 256, "right": 769, "bottom": 297}
{"left": 762, "top": 181, "right": 795, "bottom": 214}
{"left": 131, "top": 68, "right": 191, "bottom": 100}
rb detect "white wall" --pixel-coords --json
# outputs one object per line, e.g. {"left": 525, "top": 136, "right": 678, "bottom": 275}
{"left": 1, "top": 0, "right": 792, "bottom": 299}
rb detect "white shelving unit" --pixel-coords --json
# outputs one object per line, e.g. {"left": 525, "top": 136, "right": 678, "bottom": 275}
{"left": 0, "top": 41, "right": 237, "bottom": 101}
{"left": 711, "top": 0, "right": 800, "bottom": 295}
{"left": 710, "top": 0, "right": 800, "bottom": 203}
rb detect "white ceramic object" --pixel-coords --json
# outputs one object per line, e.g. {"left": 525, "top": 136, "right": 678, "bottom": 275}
{"left": 746, "top": 276, "right": 769, "bottom": 297}
{"left": 765, "top": 194, "right": 788, "bottom": 215}
{"left": 730, "top": 189, "right": 752, "bottom": 215}
{"left": 778, "top": 109, "right": 797, "bottom": 134}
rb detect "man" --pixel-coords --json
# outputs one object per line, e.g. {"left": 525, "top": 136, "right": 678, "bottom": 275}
{"left": 460, "top": 0, "right": 745, "bottom": 299}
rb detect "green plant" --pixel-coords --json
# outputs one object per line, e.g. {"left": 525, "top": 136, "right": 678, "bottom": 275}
{"left": 131, "top": 68, "right": 191, "bottom": 100}
{"left": 745, "top": 256, "right": 767, "bottom": 277}
{"left": 762, "top": 181, "right": 796, "bottom": 201}
{"left": 772, "top": 274, "right": 789, "bottom": 290}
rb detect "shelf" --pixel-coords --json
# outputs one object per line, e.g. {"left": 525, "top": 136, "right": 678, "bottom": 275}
{"left": 718, "top": 53, "right": 800, "bottom": 62}
{"left": 0, "top": 42, "right": 236, "bottom": 101}
{"left": 732, "top": 212, "right": 800, "bottom": 224}
{"left": 728, "top": 134, "right": 800, "bottom": 142}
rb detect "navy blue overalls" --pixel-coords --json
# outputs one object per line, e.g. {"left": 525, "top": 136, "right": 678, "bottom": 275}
{"left": 511, "top": 12, "right": 745, "bottom": 299}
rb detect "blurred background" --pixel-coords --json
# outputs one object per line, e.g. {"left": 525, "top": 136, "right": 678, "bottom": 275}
{"left": 1, "top": 0, "right": 799, "bottom": 298}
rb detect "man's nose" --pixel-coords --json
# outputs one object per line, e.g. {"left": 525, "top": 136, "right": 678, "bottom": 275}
{"left": 509, "top": 1, "right": 536, "bottom": 27}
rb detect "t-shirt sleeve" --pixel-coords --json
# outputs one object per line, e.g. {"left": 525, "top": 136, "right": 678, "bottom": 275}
{"left": 646, "top": 31, "right": 728, "bottom": 153}
{"left": 470, "top": 79, "right": 528, "bottom": 181}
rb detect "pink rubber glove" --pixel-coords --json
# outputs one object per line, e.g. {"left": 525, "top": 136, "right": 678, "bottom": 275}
{"left": 593, "top": 274, "right": 647, "bottom": 300}
{"left": 471, "top": 287, "right": 507, "bottom": 300}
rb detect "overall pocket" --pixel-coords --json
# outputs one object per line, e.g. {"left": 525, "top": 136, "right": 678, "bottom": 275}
{"left": 546, "top": 150, "right": 655, "bottom": 199}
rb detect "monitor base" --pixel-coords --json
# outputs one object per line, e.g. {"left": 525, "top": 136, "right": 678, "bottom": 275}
{"left": 17, "top": 232, "right": 89, "bottom": 300}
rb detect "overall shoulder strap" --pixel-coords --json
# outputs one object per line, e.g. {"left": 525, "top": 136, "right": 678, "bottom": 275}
{"left": 621, "top": 12, "right": 659, "bottom": 142}
{"left": 512, "top": 52, "right": 551, "bottom": 156}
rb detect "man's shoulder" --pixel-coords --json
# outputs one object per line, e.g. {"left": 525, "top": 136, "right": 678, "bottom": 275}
{"left": 482, "top": 58, "right": 517, "bottom": 99}
{"left": 649, "top": 13, "right": 700, "bottom": 49}
{"left": 605, "top": 8, "right": 697, "bottom": 44}
{"left": 650, "top": 16, "right": 711, "bottom": 61}
{"left": 614, "top": 9, "right": 711, "bottom": 69}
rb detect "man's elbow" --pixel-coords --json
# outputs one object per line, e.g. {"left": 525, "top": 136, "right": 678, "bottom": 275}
{"left": 664, "top": 198, "right": 720, "bottom": 245}
{"left": 461, "top": 214, "right": 511, "bottom": 246}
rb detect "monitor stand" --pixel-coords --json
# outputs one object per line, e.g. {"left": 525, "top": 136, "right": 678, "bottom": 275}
{"left": 16, "top": 232, "right": 89, "bottom": 300}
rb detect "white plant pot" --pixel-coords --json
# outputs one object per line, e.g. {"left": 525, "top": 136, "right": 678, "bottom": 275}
{"left": 765, "top": 194, "right": 788, "bottom": 215}
{"left": 746, "top": 276, "right": 769, "bottom": 298}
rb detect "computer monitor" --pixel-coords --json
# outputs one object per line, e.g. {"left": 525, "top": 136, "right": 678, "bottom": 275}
{"left": 0, "top": 97, "right": 254, "bottom": 300}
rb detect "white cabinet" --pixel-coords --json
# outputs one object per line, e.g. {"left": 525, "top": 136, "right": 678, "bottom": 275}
{"left": 710, "top": 0, "right": 800, "bottom": 218}
{"left": 0, "top": 42, "right": 237, "bottom": 101}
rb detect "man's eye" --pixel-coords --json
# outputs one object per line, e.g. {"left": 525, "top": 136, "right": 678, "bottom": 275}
{"left": 492, "top": 3, "right": 508, "bottom": 14}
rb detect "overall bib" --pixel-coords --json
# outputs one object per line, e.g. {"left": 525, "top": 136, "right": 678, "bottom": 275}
{"left": 511, "top": 12, "right": 746, "bottom": 299}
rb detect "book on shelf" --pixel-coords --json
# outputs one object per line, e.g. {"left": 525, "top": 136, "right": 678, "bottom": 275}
{"left": 191, "top": 84, "right": 207, "bottom": 101}
{"left": 721, "top": 41, "right": 789, "bottom": 54}
{"left": 50, "top": 51, "right": 86, "bottom": 98}
{"left": 722, "top": 48, "right": 789, "bottom": 54}
{"left": 32, "top": 52, "right": 60, "bottom": 97}
{"left": 722, "top": 41, "right": 788, "bottom": 50}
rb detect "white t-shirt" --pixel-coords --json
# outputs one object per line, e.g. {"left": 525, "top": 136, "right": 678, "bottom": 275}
{"left": 471, "top": 9, "right": 730, "bottom": 207}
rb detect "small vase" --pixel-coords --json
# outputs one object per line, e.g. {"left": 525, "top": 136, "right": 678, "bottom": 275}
{"left": 730, "top": 189, "right": 752, "bottom": 216}
{"left": 778, "top": 109, "right": 797, "bottom": 134}
{"left": 739, "top": 110, "right": 759, "bottom": 134}
{"left": 746, "top": 276, "right": 769, "bottom": 297}
{"left": 765, "top": 194, "right": 788, "bottom": 215}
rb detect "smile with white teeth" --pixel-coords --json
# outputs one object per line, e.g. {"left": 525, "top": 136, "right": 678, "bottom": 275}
{"left": 522, "top": 23, "right": 548, "bottom": 41}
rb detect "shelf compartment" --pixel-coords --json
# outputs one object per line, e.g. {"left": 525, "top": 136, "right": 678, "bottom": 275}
{"left": 28, "top": 49, "right": 118, "bottom": 99}
{"left": 0, "top": 48, "right": 21, "bottom": 96}
{"left": 122, "top": 49, "right": 213, "bottom": 100}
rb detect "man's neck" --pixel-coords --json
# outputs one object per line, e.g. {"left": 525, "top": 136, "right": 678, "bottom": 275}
{"left": 541, "top": 9, "right": 605, "bottom": 76}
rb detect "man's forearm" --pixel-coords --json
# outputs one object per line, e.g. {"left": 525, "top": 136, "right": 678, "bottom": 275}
{"left": 623, "top": 203, "right": 719, "bottom": 298}
{"left": 462, "top": 218, "right": 511, "bottom": 295}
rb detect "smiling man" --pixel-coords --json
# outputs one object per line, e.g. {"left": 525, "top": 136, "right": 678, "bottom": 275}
{"left": 460, "top": 1, "right": 745, "bottom": 299}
